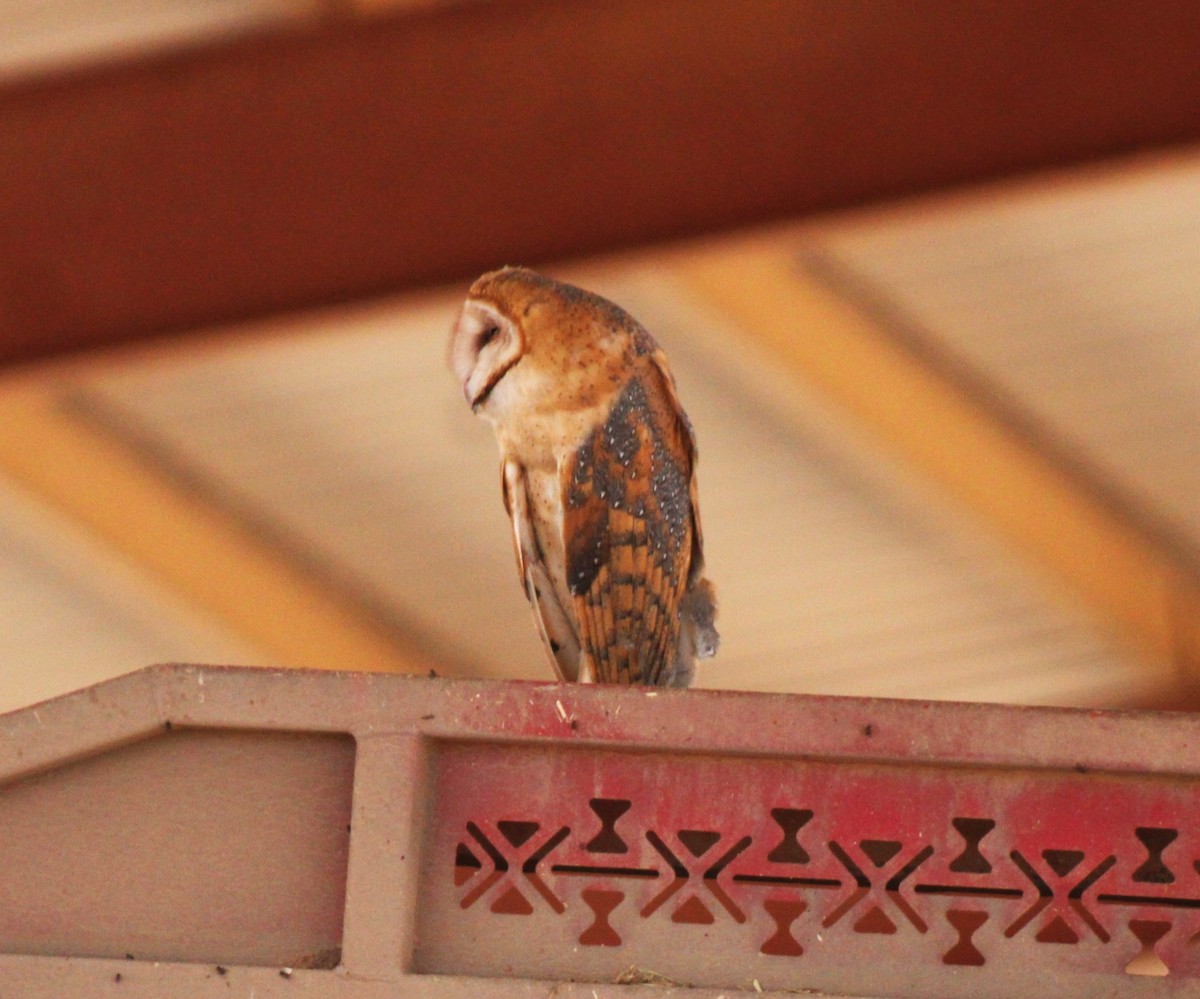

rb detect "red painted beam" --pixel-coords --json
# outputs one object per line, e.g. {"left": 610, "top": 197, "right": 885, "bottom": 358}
{"left": 3, "top": 0, "right": 1200, "bottom": 366}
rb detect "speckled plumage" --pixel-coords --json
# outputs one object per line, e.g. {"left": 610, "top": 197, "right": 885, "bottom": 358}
{"left": 450, "top": 266, "right": 718, "bottom": 686}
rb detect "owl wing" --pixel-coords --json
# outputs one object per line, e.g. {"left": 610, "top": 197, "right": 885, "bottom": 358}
{"left": 502, "top": 459, "right": 582, "bottom": 681}
{"left": 561, "top": 351, "right": 698, "bottom": 685}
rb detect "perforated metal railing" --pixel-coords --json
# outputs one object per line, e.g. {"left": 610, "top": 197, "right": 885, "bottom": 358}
{"left": 2, "top": 664, "right": 1198, "bottom": 997}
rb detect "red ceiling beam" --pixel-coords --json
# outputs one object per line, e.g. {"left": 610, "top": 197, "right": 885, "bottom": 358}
{"left": 2, "top": 0, "right": 1199, "bottom": 365}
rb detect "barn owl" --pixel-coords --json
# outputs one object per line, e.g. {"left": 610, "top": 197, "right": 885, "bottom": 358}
{"left": 450, "top": 267, "right": 718, "bottom": 687}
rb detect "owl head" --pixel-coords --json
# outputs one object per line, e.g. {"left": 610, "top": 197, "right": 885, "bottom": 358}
{"left": 450, "top": 267, "right": 639, "bottom": 421}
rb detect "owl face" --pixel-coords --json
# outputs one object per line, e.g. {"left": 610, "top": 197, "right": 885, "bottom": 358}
{"left": 451, "top": 265, "right": 604, "bottom": 425}
{"left": 451, "top": 266, "right": 615, "bottom": 426}
{"left": 449, "top": 295, "right": 525, "bottom": 415}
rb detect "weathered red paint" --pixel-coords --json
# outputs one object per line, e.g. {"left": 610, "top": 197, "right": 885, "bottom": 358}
{"left": 2, "top": 664, "right": 1199, "bottom": 997}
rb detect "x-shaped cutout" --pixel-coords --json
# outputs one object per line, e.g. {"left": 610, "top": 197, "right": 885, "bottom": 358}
{"left": 457, "top": 819, "right": 570, "bottom": 914}
{"left": 824, "top": 838, "right": 934, "bottom": 934}
{"left": 1005, "top": 848, "right": 1115, "bottom": 943}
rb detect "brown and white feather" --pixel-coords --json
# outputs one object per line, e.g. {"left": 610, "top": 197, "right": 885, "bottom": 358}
{"left": 451, "top": 267, "right": 718, "bottom": 686}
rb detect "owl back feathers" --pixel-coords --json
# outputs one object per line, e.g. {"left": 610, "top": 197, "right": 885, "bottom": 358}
{"left": 560, "top": 350, "right": 716, "bottom": 686}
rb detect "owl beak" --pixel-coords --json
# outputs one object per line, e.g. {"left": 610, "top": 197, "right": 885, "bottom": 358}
{"left": 467, "top": 354, "right": 518, "bottom": 412}
{"left": 468, "top": 380, "right": 494, "bottom": 412}
{"left": 466, "top": 377, "right": 488, "bottom": 411}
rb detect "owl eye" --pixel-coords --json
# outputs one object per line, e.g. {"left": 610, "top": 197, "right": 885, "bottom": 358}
{"left": 477, "top": 324, "right": 501, "bottom": 350}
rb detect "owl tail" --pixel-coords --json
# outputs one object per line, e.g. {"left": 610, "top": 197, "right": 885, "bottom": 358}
{"left": 670, "top": 578, "right": 719, "bottom": 688}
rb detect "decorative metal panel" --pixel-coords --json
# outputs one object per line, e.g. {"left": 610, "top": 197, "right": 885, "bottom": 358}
{"left": 417, "top": 741, "right": 1200, "bottom": 995}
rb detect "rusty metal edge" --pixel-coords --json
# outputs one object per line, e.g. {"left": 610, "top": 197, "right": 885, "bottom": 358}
{"left": 4, "top": 664, "right": 1198, "bottom": 784}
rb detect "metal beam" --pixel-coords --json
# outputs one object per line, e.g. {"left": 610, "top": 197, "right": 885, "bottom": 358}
{"left": 3, "top": 0, "right": 1200, "bottom": 364}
